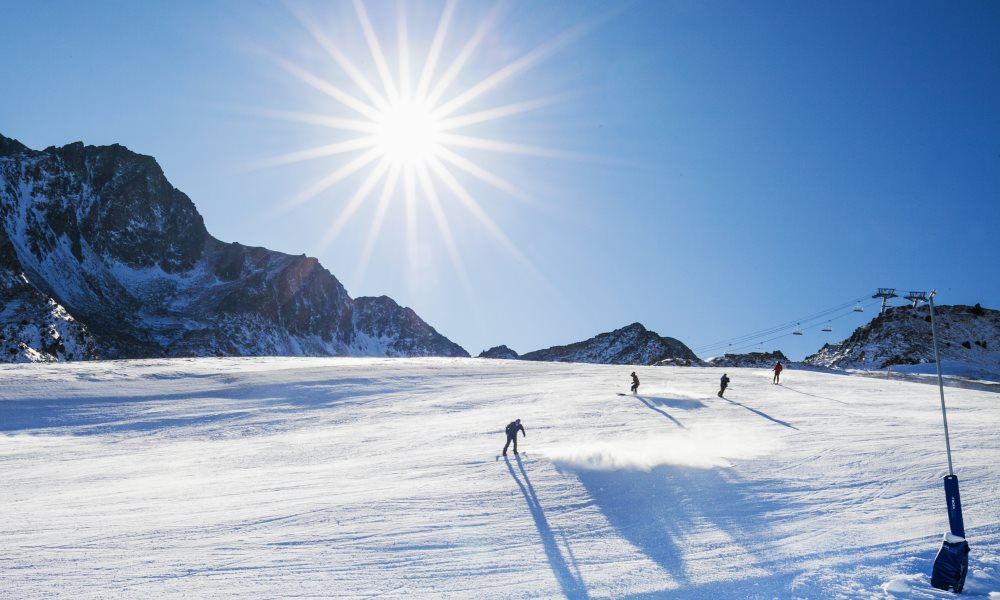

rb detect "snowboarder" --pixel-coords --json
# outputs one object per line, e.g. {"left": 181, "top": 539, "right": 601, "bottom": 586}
{"left": 503, "top": 419, "right": 525, "bottom": 456}
{"left": 718, "top": 373, "right": 730, "bottom": 397}
{"left": 773, "top": 361, "right": 783, "bottom": 384}
{"left": 630, "top": 371, "right": 640, "bottom": 394}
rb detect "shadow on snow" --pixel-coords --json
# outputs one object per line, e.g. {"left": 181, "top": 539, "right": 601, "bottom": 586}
{"left": 632, "top": 395, "right": 705, "bottom": 429}
{"left": 719, "top": 396, "right": 798, "bottom": 430}
{"left": 779, "top": 384, "right": 850, "bottom": 405}
{"left": 506, "top": 455, "right": 589, "bottom": 599}
{"left": 0, "top": 378, "right": 393, "bottom": 434}
{"left": 571, "top": 464, "right": 781, "bottom": 593}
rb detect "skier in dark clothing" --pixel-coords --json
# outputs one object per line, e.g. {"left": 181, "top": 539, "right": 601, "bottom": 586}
{"left": 630, "top": 371, "right": 640, "bottom": 394}
{"left": 503, "top": 419, "right": 525, "bottom": 456}
{"left": 773, "top": 361, "right": 783, "bottom": 384}
{"left": 718, "top": 373, "right": 730, "bottom": 398}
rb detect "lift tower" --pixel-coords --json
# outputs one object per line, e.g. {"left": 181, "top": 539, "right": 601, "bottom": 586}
{"left": 904, "top": 291, "right": 928, "bottom": 308}
{"left": 873, "top": 288, "right": 898, "bottom": 314}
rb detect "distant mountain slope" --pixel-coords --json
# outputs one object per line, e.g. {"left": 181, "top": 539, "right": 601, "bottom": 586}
{"left": 706, "top": 350, "right": 789, "bottom": 369}
{"left": 478, "top": 345, "right": 519, "bottom": 359}
{"left": 520, "top": 322, "right": 699, "bottom": 366}
{"left": 0, "top": 133, "right": 468, "bottom": 361}
{"left": 351, "top": 296, "right": 467, "bottom": 357}
{"left": 0, "top": 225, "right": 97, "bottom": 362}
{"left": 805, "top": 304, "right": 1000, "bottom": 378}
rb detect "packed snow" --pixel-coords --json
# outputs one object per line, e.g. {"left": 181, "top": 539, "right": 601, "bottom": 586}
{"left": 1, "top": 358, "right": 998, "bottom": 598}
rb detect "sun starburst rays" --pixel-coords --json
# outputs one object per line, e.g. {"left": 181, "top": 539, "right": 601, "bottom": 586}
{"left": 255, "top": 1, "right": 588, "bottom": 290}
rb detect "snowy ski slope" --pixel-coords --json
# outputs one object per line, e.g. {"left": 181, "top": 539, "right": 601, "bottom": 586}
{"left": 1, "top": 358, "right": 999, "bottom": 599}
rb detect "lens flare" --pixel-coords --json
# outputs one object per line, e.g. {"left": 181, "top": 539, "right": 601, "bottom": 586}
{"left": 253, "top": 1, "right": 602, "bottom": 287}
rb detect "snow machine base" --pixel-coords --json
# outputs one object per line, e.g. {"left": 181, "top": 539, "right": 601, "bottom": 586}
{"left": 930, "top": 533, "right": 970, "bottom": 593}
{"left": 931, "top": 474, "right": 970, "bottom": 592}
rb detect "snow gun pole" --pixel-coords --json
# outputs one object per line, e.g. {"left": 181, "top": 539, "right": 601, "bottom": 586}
{"left": 928, "top": 290, "right": 970, "bottom": 593}
{"left": 928, "top": 291, "right": 954, "bottom": 477}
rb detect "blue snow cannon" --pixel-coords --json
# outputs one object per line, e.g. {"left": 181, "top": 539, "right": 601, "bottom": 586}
{"left": 930, "top": 475, "right": 970, "bottom": 593}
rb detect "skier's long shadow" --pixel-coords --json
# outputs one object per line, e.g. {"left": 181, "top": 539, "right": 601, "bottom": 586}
{"left": 779, "top": 385, "right": 849, "bottom": 405}
{"left": 635, "top": 396, "right": 685, "bottom": 429}
{"left": 720, "top": 397, "right": 798, "bottom": 430}
{"left": 506, "top": 456, "right": 589, "bottom": 599}
{"left": 572, "top": 465, "right": 778, "bottom": 590}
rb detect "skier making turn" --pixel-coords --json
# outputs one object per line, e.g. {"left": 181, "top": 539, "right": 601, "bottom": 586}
{"left": 503, "top": 419, "right": 525, "bottom": 456}
{"left": 773, "top": 361, "right": 783, "bottom": 384}
{"left": 718, "top": 373, "right": 730, "bottom": 398}
{"left": 630, "top": 371, "right": 640, "bottom": 394}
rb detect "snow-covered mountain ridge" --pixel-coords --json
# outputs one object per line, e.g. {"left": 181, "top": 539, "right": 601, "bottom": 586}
{"left": 0, "top": 134, "right": 467, "bottom": 361}
{"left": 805, "top": 304, "right": 1000, "bottom": 380}
{"left": 706, "top": 350, "right": 790, "bottom": 369}
{"left": 477, "top": 344, "right": 519, "bottom": 359}
{"left": 517, "top": 322, "right": 700, "bottom": 365}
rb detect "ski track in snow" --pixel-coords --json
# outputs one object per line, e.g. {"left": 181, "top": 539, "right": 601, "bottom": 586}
{"left": 1, "top": 357, "right": 998, "bottom": 599}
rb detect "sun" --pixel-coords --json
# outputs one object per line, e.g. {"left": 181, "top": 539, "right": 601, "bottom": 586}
{"left": 251, "top": 0, "right": 596, "bottom": 285}
{"left": 373, "top": 99, "right": 440, "bottom": 167}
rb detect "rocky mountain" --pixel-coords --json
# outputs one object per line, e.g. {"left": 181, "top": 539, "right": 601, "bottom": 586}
{"left": 805, "top": 304, "right": 1000, "bottom": 379}
{"left": 519, "top": 322, "right": 699, "bottom": 366}
{"left": 706, "top": 350, "right": 789, "bottom": 369}
{"left": 477, "top": 345, "right": 519, "bottom": 359}
{"left": 0, "top": 134, "right": 468, "bottom": 361}
{"left": 0, "top": 227, "right": 98, "bottom": 362}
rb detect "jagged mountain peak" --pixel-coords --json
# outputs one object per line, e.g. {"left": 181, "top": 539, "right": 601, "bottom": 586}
{"left": 0, "top": 133, "right": 467, "bottom": 361}
{"left": 478, "top": 345, "right": 519, "bottom": 359}
{"left": 0, "top": 134, "right": 31, "bottom": 155}
{"left": 804, "top": 303, "right": 1000, "bottom": 379}
{"left": 520, "top": 322, "right": 698, "bottom": 366}
{"left": 706, "top": 350, "right": 788, "bottom": 369}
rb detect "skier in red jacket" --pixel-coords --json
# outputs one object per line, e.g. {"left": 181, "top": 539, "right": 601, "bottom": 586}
{"left": 773, "top": 361, "right": 783, "bottom": 384}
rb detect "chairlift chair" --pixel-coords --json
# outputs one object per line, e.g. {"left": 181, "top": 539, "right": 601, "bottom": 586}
{"left": 853, "top": 302, "right": 864, "bottom": 312}
{"left": 793, "top": 324, "right": 804, "bottom": 336}
{"left": 822, "top": 322, "right": 833, "bottom": 332}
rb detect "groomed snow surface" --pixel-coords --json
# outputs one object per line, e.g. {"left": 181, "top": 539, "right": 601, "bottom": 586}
{"left": 2, "top": 358, "right": 999, "bottom": 599}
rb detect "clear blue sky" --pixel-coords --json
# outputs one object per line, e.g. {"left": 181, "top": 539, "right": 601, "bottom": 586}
{"left": 2, "top": 0, "right": 998, "bottom": 359}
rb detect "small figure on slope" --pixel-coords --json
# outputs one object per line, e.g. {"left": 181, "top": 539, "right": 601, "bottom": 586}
{"left": 630, "top": 371, "right": 640, "bottom": 394}
{"left": 773, "top": 361, "right": 783, "bottom": 385}
{"left": 718, "top": 373, "right": 730, "bottom": 398}
{"left": 503, "top": 419, "right": 526, "bottom": 456}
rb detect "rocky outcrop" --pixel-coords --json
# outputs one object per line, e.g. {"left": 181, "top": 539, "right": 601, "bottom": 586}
{"left": 520, "top": 322, "right": 699, "bottom": 366}
{"left": 706, "top": 350, "right": 789, "bottom": 369}
{"left": 804, "top": 304, "right": 1000, "bottom": 374}
{"left": 351, "top": 296, "right": 468, "bottom": 357}
{"left": 478, "top": 345, "right": 519, "bottom": 359}
{"left": 0, "top": 226, "right": 97, "bottom": 362}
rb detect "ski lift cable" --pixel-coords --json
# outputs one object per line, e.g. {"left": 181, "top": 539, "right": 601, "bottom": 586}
{"left": 704, "top": 297, "right": 880, "bottom": 350}
{"left": 713, "top": 301, "right": 878, "bottom": 355}
{"left": 718, "top": 302, "right": 878, "bottom": 355}
{"left": 696, "top": 311, "right": 846, "bottom": 352}
{"left": 693, "top": 296, "right": 872, "bottom": 353}
{"left": 693, "top": 296, "right": 868, "bottom": 351}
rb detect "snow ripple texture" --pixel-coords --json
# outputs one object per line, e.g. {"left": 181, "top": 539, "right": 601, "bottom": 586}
{"left": 1, "top": 358, "right": 998, "bottom": 598}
